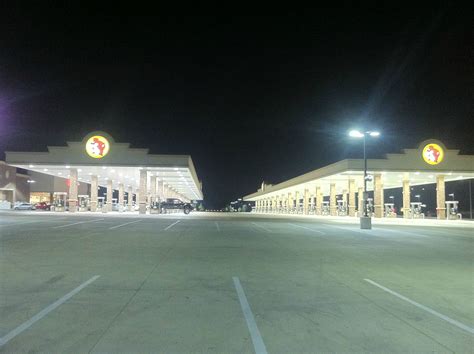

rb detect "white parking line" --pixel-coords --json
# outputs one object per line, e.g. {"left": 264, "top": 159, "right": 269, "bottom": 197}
{"left": 251, "top": 222, "right": 272, "bottom": 233}
{"left": 164, "top": 220, "right": 180, "bottom": 230}
{"left": 0, "top": 220, "right": 43, "bottom": 227}
{"left": 215, "top": 221, "right": 220, "bottom": 232}
{"left": 288, "top": 223, "right": 326, "bottom": 235}
{"left": 0, "top": 275, "right": 100, "bottom": 347}
{"left": 364, "top": 279, "right": 474, "bottom": 334}
{"left": 323, "top": 224, "right": 366, "bottom": 234}
{"left": 109, "top": 220, "right": 141, "bottom": 230}
{"left": 375, "top": 228, "right": 428, "bottom": 238}
{"left": 233, "top": 277, "right": 268, "bottom": 354}
{"left": 0, "top": 217, "right": 71, "bottom": 227}
{"left": 52, "top": 219, "right": 104, "bottom": 229}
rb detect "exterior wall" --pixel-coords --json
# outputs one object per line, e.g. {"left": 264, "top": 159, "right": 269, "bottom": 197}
{"left": 29, "top": 171, "right": 89, "bottom": 197}
{"left": 0, "top": 163, "right": 17, "bottom": 202}
{"left": 0, "top": 162, "right": 30, "bottom": 203}
{"left": 15, "top": 176, "right": 30, "bottom": 202}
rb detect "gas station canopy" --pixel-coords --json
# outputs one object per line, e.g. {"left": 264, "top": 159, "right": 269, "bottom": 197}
{"left": 5, "top": 131, "right": 203, "bottom": 201}
{"left": 244, "top": 139, "right": 474, "bottom": 200}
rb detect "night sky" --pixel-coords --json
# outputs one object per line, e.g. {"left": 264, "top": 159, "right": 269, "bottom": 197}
{"left": 0, "top": 7, "right": 472, "bottom": 208}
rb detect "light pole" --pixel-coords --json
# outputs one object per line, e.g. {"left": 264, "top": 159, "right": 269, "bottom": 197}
{"left": 349, "top": 129, "right": 380, "bottom": 229}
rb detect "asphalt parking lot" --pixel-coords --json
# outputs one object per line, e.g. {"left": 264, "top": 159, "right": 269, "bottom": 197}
{"left": 0, "top": 211, "right": 473, "bottom": 353}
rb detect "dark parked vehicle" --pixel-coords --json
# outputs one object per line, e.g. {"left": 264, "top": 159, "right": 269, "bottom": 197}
{"left": 159, "top": 198, "right": 194, "bottom": 214}
{"left": 35, "top": 202, "right": 51, "bottom": 211}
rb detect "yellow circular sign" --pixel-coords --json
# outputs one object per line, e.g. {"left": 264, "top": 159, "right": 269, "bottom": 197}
{"left": 85, "top": 135, "right": 110, "bottom": 159}
{"left": 422, "top": 143, "right": 444, "bottom": 165}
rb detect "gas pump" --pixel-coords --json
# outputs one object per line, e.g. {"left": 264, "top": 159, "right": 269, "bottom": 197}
{"left": 52, "top": 192, "right": 67, "bottom": 212}
{"left": 97, "top": 196, "right": 105, "bottom": 211}
{"left": 366, "top": 198, "right": 374, "bottom": 217}
{"left": 409, "top": 202, "right": 425, "bottom": 219}
{"left": 297, "top": 199, "right": 304, "bottom": 214}
{"left": 309, "top": 199, "right": 316, "bottom": 215}
{"left": 336, "top": 199, "right": 347, "bottom": 216}
{"left": 384, "top": 203, "right": 396, "bottom": 218}
{"left": 150, "top": 200, "right": 160, "bottom": 214}
{"left": 112, "top": 198, "right": 118, "bottom": 211}
{"left": 289, "top": 200, "right": 296, "bottom": 214}
{"left": 445, "top": 201, "right": 462, "bottom": 220}
{"left": 321, "top": 201, "right": 330, "bottom": 216}
{"left": 78, "top": 195, "right": 89, "bottom": 211}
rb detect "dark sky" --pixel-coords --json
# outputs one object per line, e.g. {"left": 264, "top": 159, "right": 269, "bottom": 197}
{"left": 0, "top": 7, "right": 472, "bottom": 208}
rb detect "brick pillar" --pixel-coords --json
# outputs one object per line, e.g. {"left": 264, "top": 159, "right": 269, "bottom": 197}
{"left": 348, "top": 179, "right": 356, "bottom": 216}
{"left": 436, "top": 175, "right": 446, "bottom": 219}
{"left": 118, "top": 183, "right": 124, "bottom": 211}
{"left": 68, "top": 168, "right": 78, "bottom": 213}
{"left": 106, "top": 179, "right": 113, "bottom": 212}
{"left": 374, "top": 173, "right": 383, "bottom": 218}
{"left": 315, "top": 187, "right": 322, "bottom": 215}
{"left": 139, "top": 169, "right": 147, "bottom": 214}
{"left": 157, "top": 180, "right": 164, "bottom": 201}
{"left": 90, "top": 175, "right": 98, "bottom": 212}
{"left": 128, "top": 185, "right": 133, "bottom": 211}
{"left": 402, "top": 179, "right": 410, "bottom": 219}
{"left": 357, "top": 187, "right": 364, "bottom": 216}
{"left": 330, "top": 183, "right": 336, "bottom": 216}
{"left": 150, "top": 175, "right": 157, "bottom": 204}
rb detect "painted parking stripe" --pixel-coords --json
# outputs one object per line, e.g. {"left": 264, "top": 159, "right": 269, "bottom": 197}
{"left": 288, "top": 223, "right": 326, "bottom": 235}
{"left": 364, "top": 279, "right": 474, "bottom": 334}
{"left": 52, "top": 219, "right": 104, "bottom": 229}
{"left": 215, "top": 221, "right": 220, "bottom": 232}
{"left": 251, "top": 222, "right": 272, "bottom": 233}
{"left": 164, "top": 220, "right": 180, "bottom": 230}
{"left": 0, "top": 220, "right": 45, "bottom": 227}
{"left": 323, "top": 224, "right": 367, "bottom": 234}
{"left": 109, "top": 220, "right": 141, "bottom": 230}
{"left": 0, "top": 217, "right": 70, "bottom": 227}
{"left": 233, "top": 277, "right": 268, "bottom": 354}
{"left": 0, "top": 275, "right": 100, "bottom": 347}
{"left": 369, "top": 227, "right": 428, "bottom": 238}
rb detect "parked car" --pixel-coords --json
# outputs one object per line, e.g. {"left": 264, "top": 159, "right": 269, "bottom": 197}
{"left": 35, "top": 202, "right": 51, "bottom": 211}
{"left": 13, "top": 202, "right": 36, "bottom": 210}
{"left": 160, "top": 198, "right": 194, "bottom": 214}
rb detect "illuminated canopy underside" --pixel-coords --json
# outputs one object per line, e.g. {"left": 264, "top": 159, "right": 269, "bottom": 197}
{"left": 244, "top": 141, "right": 474, "bottom": 200}
{"left": 5, "top": 132, "right": 203, "bottom": 201}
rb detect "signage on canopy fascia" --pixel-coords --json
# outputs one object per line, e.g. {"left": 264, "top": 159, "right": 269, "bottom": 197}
{"left": 85, "top": 134, "right": 111, "bottom": 159}
{"left": 421, "top": 142, "right": 445, "bottom": 165}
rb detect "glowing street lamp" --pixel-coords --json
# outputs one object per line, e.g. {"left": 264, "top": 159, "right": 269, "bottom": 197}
{"left": 348, "top": 129, "right": 380, "bottom": 229}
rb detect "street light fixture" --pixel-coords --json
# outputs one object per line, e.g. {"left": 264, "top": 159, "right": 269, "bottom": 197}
{"left": 348, "top": 129, "right": 380, "bottom": 229}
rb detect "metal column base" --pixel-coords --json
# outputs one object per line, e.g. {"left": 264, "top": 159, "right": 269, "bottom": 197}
{"left": 360, "top": 216, "right": 372, "bottom": 229}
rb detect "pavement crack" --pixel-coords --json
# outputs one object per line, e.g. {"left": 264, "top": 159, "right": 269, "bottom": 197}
{"left": 87, "top": 228, "right": 186, "bottom": 354}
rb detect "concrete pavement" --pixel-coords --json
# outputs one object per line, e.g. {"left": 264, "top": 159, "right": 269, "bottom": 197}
{"left": 0, "top": 211, "right": 472, "bottom": 353}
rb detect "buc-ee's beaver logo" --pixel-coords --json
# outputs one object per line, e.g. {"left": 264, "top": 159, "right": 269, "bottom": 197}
{"left": 86, "top": 135, "right": 110, "bottom": 159}
{"left": 422, "top": 143, "right": 444, "bottom": 165}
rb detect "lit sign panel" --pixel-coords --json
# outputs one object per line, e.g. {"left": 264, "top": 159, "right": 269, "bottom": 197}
{"left": 86, "top": 135, "right": 110, "bottom": 159}
{"left": 422, "top": 143, "right": 444, "bottom": 165}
